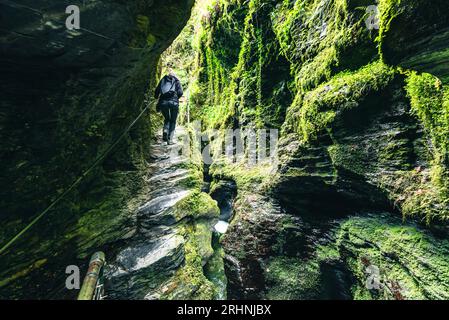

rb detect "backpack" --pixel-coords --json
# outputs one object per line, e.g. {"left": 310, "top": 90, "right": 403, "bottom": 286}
{"left": 160, "top": 76, "right": 177, "bottom": 99}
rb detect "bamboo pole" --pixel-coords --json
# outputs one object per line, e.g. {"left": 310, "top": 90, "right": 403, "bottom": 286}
{"left": 78, "top": 252, "right": 106, "bottom": 300}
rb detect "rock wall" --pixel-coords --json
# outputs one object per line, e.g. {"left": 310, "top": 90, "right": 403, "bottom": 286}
{"left": 187, "top": 0, "right": 449, "bottom": 300}
{"left": 0, "top": 0, "right": 194, "bottom": 299}
{"left": 1, "top": 0, "right": 449, "bottom": 300}
{"left": 380, "top": 0, "right": 449, "bottom": 84}
{"left": 105, "top": 128, "right": 221, "bottom": 300}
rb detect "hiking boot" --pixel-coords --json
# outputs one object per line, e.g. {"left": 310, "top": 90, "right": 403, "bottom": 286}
{"left": 162, "top": 131, "right": 168, "bottom": 142}
{"left": 167, "top": 131, "right": 175, "bottom": 145}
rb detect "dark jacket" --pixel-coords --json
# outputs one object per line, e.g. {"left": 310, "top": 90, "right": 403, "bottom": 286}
{"left": 154, "top": 75, "right": 183, "bottom": 105}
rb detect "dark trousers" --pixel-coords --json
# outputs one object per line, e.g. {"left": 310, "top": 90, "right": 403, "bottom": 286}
{"left": 160, "top": 101, "right": 179, "bottom": 140}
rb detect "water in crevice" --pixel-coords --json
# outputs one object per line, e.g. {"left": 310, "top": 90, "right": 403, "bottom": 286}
{"left": 200, "top": 140, "right": 237, "bottom": 300}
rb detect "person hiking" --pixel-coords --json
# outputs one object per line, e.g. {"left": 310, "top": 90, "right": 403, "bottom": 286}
{"left": 154, "top": 69, "right": 183, "bottom": 145}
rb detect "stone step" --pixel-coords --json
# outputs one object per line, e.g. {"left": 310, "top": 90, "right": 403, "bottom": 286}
{"left": 105, "top": 233, "right": 185, "bottom": 299}
{"left": 138, "top": 190, "right": 191, "bottom": 216}
{"left": 147, "top": 168, "right": 190, "bottom": 183}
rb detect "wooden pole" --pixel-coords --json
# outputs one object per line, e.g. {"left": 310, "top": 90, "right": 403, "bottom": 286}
{"left": 78, "top": 252, "right": 106, "bottom": 300}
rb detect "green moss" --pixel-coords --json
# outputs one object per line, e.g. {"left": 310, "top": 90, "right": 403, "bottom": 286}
{"left": 204, "top": 244, "right": 228, "bottom": 300}
{"left": 297, "top": 47, "right": 339, "bottom": 92}
{"left": 178, "top": 173, "right": 204, "bottom": 191}
{"left": 272, "top": 0, "right": 378, "bottom": 94}
{"left": 210, "top": 158, "right": 274, "bottom": 192}
{"left": 187, "top": 0, "right": 293, "bottom": 129}
{"left": 179, "top": 0, "right": 245, "bottom": 129}
{"left": 328, "top": 144, "right": 370, "bottom": 176}
{"left": 380, "top": 167, "right": 449, "bottom": 222}
{"left": 378, "top": 0, "right": 401, "bottom": 46}
{"left": 265, "top": 256, "right": 321, "bottom": 300}
{"left": 284, "top": 61, "right": 395, "bottom": 142}
{"left": 146, "top": 33, "right": 156, "bottom": 48}
{"left": 174, "top": 191, "right": 220, "bottom": 220}
{"left": 160, "top": 224, "right": 217, "bottom": 300}
{"left": 193, "top": 221, "right": 215, "bottom": 264}
{"left": 393, "top": 72, "right": 449, "bottom": 221}
{"left": 157, "top": 0, "right": 449, "bottom": 301}
{"left": 316, "top": 242, "right": 341, "bottom": 263}
{"left": 335, "top": 214, "right": 449, "bottom": 300}
{"left": 406, "top": 73, "right": 449, "bottom": 163}
{"left": 0, "top": 259, "right": 47, "bottom": 288}
{"left": 129, "top": 15, "right": 151, "bottom": 48}
{"left": 259, "top": 212, "right": 449, "bottom": 300}
{"left": 379, "top": 0, "right": 449, "bottom": 84}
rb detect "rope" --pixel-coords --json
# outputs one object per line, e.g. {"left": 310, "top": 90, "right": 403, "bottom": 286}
{"left": 0, "top": 0, "right": 184, "bottom": 54}
{"left": 0, "top": 97, "right": 155, "bottom": 256}
{"left": 0, "top": 1, "right": 115, "bottom": 41}
{"left": 0, "top": 0, "right": 188, "bottom": 256}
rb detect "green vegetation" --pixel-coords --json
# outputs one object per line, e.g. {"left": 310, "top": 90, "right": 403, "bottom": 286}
{"left": 378, "top": 0, "right": 401, "bottom": 46}
{"left": 265, "top": 257, "right": 321, "bottom": 300}
{"left": 177, "top": 0, "right": 293, "bottom": 129}
{"left": 264, "top": 213, "right": 449, "bottom": 300}
{"left": 209, "top": 155, "right": 275, "bottom": 191}
{"left": 204, "top": 244, "right": 227, "bottom": 299}
{"left": 389, "top": 72, "right": 449, "bottom": 221}
{"left": 175, "top": 191, "right": 220, "bottom": 220}
{"left": 182, "top": 0, "right": 449, "bottom": 224}
{"left": 160, "top": 225, "right": 217, "bottom": 300}
{"left": 272, "top": 0, "right": 378, "bottom": 93}
{"left": 156, "top": 0, "right": 449, "bottom": 302}
{"left": 284, "top": 61, "right": 395, "bottom": 141}
{"left": 379, "top": 0, "right": 449, "bottom": 84}
{"left": 174, "top": 1, "right": 449, "bottom": 300}
{"left": 406, "top": 73, "right": 449, "bottom": 164}
{"left": 334, "top": 214, "right": 449, "bottom": 300}
{"left": 0, "top": 259, "right": 47, "bottom": 288}
{"left": 4, "top": 0, "right": 449, "bottom": 300}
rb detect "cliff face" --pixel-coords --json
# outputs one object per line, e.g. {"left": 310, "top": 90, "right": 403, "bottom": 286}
{"left": 1, "top": 0, "right": 194, "bottom": 226}
{"left": 1, "top": 0, "right": 448, "bottom": 300}
{"left": 380, "top": 0, "right": 449, "bottom": 84}
{"left": 0, "top": 0, "right": 194, "bottom": 299}
{"left": 186, "top": 0, "right": 449, "bottom": 299}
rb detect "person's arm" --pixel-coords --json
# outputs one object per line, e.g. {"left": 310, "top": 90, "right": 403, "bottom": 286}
{"left": 154, "top": 79, "right": 162, "bottom": 99}
{"left": 176, "top": 80, "right": 183, "bottom": 98}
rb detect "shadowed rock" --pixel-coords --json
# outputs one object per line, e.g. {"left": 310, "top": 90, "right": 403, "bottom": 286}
{"left": 105, "top": 233, "right": 185, "bottom": 300}
{"left": 381, "top": 0, "right": 449, "bottom": 83}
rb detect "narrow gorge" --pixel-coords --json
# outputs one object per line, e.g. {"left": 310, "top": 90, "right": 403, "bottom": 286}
{"left": 1, "top": 0, "right": 448, "bottom": 300}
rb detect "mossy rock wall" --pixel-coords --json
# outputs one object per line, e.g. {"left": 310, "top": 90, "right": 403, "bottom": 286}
{"left": 188, "top": 0, "right": 449, "bottom": 222}
{"left": 379, "top": 0, "right": 449, "bottom": 84}
{"left": 185, "top": 0, "right": 449, "bottom": 300}
{"left": 0, "top": 0, "right": 194, "bottom": 299}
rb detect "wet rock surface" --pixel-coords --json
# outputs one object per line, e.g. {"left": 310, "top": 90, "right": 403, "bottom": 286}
{"left": 106, "top": 234, "right": 185, "bottom": 300}
{"left": 222, "top": 191, "right": 449, "bottom": 300}
{"left": 105, "top": 128, "right": 221, "bottom": 300}
{"left": 222, "top": 193, "right": 286, "bottom": 299}
{"left": 275, "top": 76, "right": 424, "bottom": 215}
{"left": 381, "top": 0, "right": 449, "bottom": 84}
{"left": 210, "top": 180, "right": 237, "bottom": 222}
{"left": 214, "top": 65, "right": 449, "bottom": 301}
